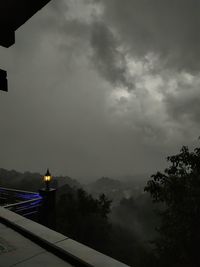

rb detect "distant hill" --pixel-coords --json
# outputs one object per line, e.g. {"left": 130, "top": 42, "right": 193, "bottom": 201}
{"left": 116, "top": 174, "right": 149, "bottom": 186}
{"left": 85, "top": 175, "right": 148, "bottom": 205}
{"left": 86, "top": 177, "right": 130, "bottom": 205}
{"left": 0, "top": 168, "right": 80, "bottom": 192}
{"left": 89, "top": 177, "right": 121, "bottom": 191}
{"left": 55, "top": 175, "right": 80, "bottom": 188}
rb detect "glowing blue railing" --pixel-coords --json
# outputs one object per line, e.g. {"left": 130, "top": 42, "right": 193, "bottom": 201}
{"left": 0, "top": 187, "right": 42, "bottom": 220}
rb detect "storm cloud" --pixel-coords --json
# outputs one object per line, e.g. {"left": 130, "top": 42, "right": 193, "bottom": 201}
{"left": 90, "top": 22, "right": 133, "bottom": 89}
{"left": 96, "top": 0, "right": 200, "bottom": 73}
{"left": 0, "top": 0, "right": 200, "bottom": 180}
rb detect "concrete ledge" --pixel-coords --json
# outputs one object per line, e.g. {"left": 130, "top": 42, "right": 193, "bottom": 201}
{"left": 0, "top": 208, "right": 130, "bottom": 267}
{"left": 56, "top": 238, "right": 129, "bottom": 267}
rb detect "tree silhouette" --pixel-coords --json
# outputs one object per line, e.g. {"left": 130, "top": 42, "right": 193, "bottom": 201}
{"left": 145, "top": 145, "right": 200, "bottom": 267}
{"left": 56, "top": 188, "right": 112, "bottom": 251}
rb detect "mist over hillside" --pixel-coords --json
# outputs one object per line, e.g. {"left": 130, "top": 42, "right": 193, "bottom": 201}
{"left": 0, "top": 167, "right": 158, "bottom": 265}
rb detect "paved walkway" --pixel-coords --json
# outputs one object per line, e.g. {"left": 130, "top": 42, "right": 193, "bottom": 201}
{"left": 0, "top": 222, "right": 73, "bottom": 267}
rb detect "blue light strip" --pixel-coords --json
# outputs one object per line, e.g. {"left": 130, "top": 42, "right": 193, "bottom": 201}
{"left": 15, "top": 192, "right": 41, "bottom": 200}
{"left": 0, "top": 187, "right": 44, "bottom": 219}
{"left": 0, "top": 187, "right": 42, "bottom": 202}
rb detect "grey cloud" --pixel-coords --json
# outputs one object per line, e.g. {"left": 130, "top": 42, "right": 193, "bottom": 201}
{"left": 90, "top": 22, "right": 134, "bottom": 89}
{"left": 1, "top": 0, "right": 200, "bottom": 180}
{"left": 48, "top": 0, "right": 67, "bottom": 13}
{"left": 21, "top": 1, "right": 134, "bottom": 90}
{"left": 164, "top": 87, "right": 200, "bottom": 124}
{"left": 97, "top": 0, "right": 200, "bottom": 73}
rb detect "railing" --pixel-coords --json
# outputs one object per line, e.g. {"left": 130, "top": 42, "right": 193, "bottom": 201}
{"left": 0, "top": 187, "right": 42, "bottom": 220}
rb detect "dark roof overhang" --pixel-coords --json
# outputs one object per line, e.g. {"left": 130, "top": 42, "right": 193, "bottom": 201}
{"left": 0, "top": 0, "right": 51, "bottom": 48}
{"left": 0, "top": 0, "right": 52, "bottom": 92}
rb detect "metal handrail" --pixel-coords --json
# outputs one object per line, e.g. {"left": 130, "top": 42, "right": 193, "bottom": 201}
{"left": 4, "top": 197, "right": 42, "bottom": 209}
{"left": 0, "top": 186, "right": 40, "bottom": 195}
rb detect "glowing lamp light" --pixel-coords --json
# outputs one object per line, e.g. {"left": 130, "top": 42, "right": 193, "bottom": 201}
{"left": 43, "top": 169, "right": 52, "bottom": 191}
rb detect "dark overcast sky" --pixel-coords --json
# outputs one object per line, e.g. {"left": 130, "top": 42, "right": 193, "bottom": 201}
{"left": 0, "top": 0, "right": 199, "bottom": 179}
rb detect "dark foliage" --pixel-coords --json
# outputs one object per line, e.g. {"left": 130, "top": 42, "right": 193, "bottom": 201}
{"left": 56, "top": 186, "right": 157, "bottom": 266}
{"left": 56, "top": 188, "right": 112, "bottom": 251}
{"left": 108, "top": 223, "right": 156, "bottom": 267}
{"left": 145, "top": 145, "right": 200, "bottom": 267}
{"left": 111, "top": 194, "right": 158, "bottom": 241}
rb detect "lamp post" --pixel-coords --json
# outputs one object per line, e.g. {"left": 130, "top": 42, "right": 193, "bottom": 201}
{"left": 39, "top": 169, "right": 56, "bottom": 229}
{"left": 43, "top": 169, "right": 52, "bottom": 191}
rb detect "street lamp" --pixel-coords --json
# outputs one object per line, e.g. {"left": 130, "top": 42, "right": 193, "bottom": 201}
{"left": 39, "top": 169, "right": 56, "bottom": 228}
{"left": 43, "top": 169, "right": 52, "bottom": 191}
